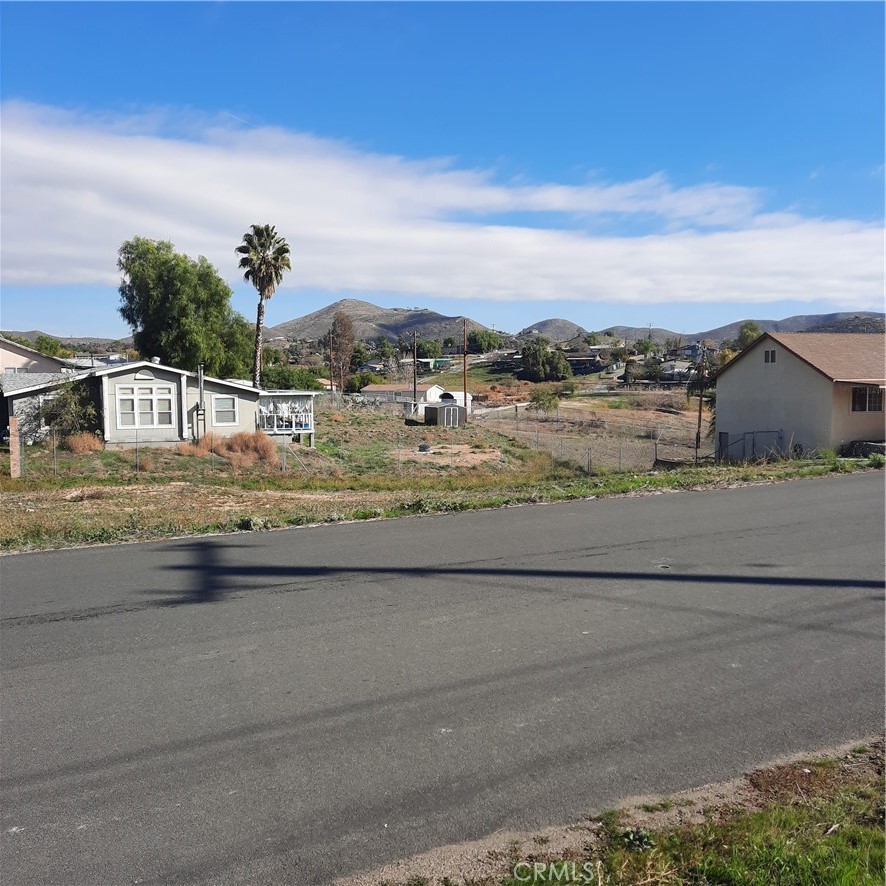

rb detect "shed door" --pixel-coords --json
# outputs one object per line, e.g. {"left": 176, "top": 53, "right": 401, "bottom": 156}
{"left": 443, "top": 406, "right": 459, "bottom": 427}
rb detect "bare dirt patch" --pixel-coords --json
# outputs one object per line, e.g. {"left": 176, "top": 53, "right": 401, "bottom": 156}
{"left": 395, "top": 444, "right": 503, "bottom": 468}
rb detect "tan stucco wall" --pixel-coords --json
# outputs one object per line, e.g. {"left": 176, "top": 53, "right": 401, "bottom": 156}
{"left": 831, "top": 384, "right": 886, "bottom": 447}
{"left": 716, "top": 341, "right": 835, "bottom": 456}
{"left": 0, "top": 341, "right": 69, "bottom": 373}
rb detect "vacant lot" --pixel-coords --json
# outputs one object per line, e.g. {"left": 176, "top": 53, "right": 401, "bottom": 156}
{"left": 0, "top": 396, "right": 876, "bottom": 552}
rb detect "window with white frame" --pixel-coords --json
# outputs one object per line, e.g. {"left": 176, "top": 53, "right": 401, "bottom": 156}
{"left": 851, "top": 386, "right": 884, "bottom": 413}
{"left": 116, "top": 384, "right": 174, "bottom": 428}
{"left": 211, "top": 394, "right": 238, "bottom": 426}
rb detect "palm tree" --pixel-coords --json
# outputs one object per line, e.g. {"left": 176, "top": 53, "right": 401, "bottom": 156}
{"left": 236, "top": 224, "right": 292, "bottom": 387}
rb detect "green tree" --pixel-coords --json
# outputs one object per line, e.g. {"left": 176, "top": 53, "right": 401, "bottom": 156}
{"left": 736, "top": 321, "right": 763, "bottom": 350}
{"left": 415, "top": 339, "right": 442, "bottom": 359}
{"left": 374, "top": 338, "right": 395, "bottom": 360}
{"left": 262, "top": 346, "right": 286, "bottom": 368}
{"left": 467, "top": 330, "right": 501, "bottom": 353}
{"left": 585, "top": 331, "right": 602, "bottom": 346}
{"left": 235, "top": 223, "right": 292, "bottom": 387}
{"left": 632, "top": 338, "right": 657, "bottom": 358}
{"left": 350, "top": 341, "right": 371, "bottom": 372}
{"left": 22, "top": 379, "right": 100, "bottom": 441}
{"left": 260, "top": 364, "right": 323, "bottom": 390}
{"left": 520, "top": 337, "right": 573, "bottom": 382}
{"left": 346, "top": 370, "right": 384, "bottom": 393}
{"left": 118, "top": 237, "right": 252, "bottom": 377}
{"left": 529, "top": 387, "right": 558, "bottom": 413}
{"left": 34, "top": 335, "right": 73, "bottom": 358}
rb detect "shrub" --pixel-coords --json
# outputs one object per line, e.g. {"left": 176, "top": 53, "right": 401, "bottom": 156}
{"left": 867, "top": 453, "right": 885, "bottom": 469}
{"left": 197, "top": 431, "right": 277, "bottom": 464}
{"left": 61, "top": 432, "right": 104, "bottom": 453}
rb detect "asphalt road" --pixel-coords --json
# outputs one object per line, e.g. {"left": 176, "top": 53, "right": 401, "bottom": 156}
{"left": 2, "top": 472, "right": 884, "bottom": 885}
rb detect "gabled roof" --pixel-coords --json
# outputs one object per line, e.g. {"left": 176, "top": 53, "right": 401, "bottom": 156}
{"left": 2, "top": 359, "right": 322, "bottom": 399}
{"left": 0, "top": 335, "right": 75, "bottom": 368}
{"left": 718, "top": 333, "right": 885, "bottom": 385}
{"left": 2, "top": 369, "right": 92, "bottom": 397}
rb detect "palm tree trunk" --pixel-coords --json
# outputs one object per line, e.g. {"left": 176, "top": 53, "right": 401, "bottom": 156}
{"left": 252, "top": 297, "right": 266, "bottom": 388}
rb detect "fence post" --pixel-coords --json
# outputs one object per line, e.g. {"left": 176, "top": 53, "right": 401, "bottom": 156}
{"left": 9, "top": 417, "right": 21, "bottom": 478}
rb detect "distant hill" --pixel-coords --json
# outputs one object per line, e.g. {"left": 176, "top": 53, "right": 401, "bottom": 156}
{"left": 1, "top": 330, "right": 132, "bottom": 350}
{"left": 587, "top": 312, "right": 885, "bottom": 346}
{"left": 804, "top": 314, "right": 885, "bottom": 334}
{"left": 517, "top": 319, "right": 588, "bottom": 341}
{"left": 6, "top": 309, "right": 882, "bottom": 353}
{"left": 686, "top": 312, "right": 885, "bottom": 343}
{"left": 266, "top": 298, "right": 493, "bottom": 343}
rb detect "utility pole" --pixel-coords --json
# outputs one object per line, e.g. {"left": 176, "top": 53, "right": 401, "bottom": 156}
{"left": 463, "top": 318, "right": 468, "bottom": 423}
{"left": 412, "top": 330, "right": 418, "bottom": 415}
{"left": 695, "top": 357, "right": 706, "bottom": 465}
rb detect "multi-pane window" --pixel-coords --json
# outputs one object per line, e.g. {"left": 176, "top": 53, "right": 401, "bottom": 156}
{"left": 116, "top": 385, "right": 174, "bottom": 428}
{"left": 212, "top": 394, "right": 238, "bottom": 426}
{"left": 851, "top": 386, "right": 884, "bottom": 413}
{"left": 764, "top": 349, "right": 777, "bottom": 364}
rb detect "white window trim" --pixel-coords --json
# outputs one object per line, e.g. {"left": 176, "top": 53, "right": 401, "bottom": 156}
{"left": 115, "top": 383, "right": 175, "bottom": 430}
{"left": 211, "top": 393, "right": 239, "bottom": 427}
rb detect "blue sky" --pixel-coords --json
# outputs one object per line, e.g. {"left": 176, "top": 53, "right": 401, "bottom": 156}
{"left": 1, "top": 2, "right": 883, "bottom": 339}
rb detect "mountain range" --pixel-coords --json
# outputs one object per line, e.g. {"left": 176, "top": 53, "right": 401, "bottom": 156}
{"left": 268, "top": 300, "right": 885, "bottom": 346}
{"left": 4, "top": 302, "right": 883, "bottom": 352}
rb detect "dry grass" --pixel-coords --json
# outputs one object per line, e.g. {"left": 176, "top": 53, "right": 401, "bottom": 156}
{"left": 61, "top": 432, "right": 104, "bottom": 454}
{"left": 201, "top": 431, "right": 277, "bottom": 463}
{"left": 175, "top": 432, "right": 277, "bottom": 465}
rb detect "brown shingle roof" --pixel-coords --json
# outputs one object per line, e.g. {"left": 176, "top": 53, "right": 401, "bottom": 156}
{"left": 767, "top": 333, "right": 885, "bottom": 384}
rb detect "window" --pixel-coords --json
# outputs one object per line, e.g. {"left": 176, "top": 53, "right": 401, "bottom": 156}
{"left": 212, "top": 394, "right": 238, "bottom": 426}
{"left": 116, "top": 384, "right": 174, "bottom": 428}
{"left": 764, "top": 349, "right": 776, "bottom": 364}
{"left": 852, "top": 387, "right": 884, "bottom": 413}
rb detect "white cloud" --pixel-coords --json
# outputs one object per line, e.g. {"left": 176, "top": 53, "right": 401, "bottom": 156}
{"left": 1, "top": 101, "right": 882, "bottom": 310}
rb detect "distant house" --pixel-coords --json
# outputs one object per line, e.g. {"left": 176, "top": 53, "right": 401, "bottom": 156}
{"left": 359, "top": 383, "right": 446, "bottom": 404}
{"left": 0, "top": 335, "right": 75, "bottom": 374}
{"left": 714, "top": 333, "right": 885, "bottom": 459}
{"left": 0, "top": 335, "right": 78, "bottom": 429}
{"left": 3, "top": 359, "right": 319, "bottom": 447}
{"left": 358, "top": 382, "right": 475, "bottom": 418}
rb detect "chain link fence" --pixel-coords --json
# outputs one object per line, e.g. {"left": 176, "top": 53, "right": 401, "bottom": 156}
{"left": 474, "top": 405, "right": 714, "bottom": 472}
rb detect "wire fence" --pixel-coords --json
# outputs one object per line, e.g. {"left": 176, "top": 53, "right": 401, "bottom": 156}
{"left": 474, "top": 407, "right": 715, "bottom": 472}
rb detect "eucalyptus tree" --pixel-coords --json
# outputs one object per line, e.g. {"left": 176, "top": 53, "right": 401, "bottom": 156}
{"left": 117, "top": 237, "right": 252, "bottom": 377}
{"left": 236, "top": 224, "right": 292, "bottom": 387}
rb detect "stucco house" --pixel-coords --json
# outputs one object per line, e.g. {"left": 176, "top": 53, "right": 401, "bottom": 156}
{"left": 1, "top": 335, "right": 79, "bottom": 430}
{"left": 0, "top": 335, "right": 76, "bottom": 374}
{"left": 714, "top": 332, "right": 885, "bottom": 460}
{"left": 3, "top": 358, "right": 319, "bottom": 448}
